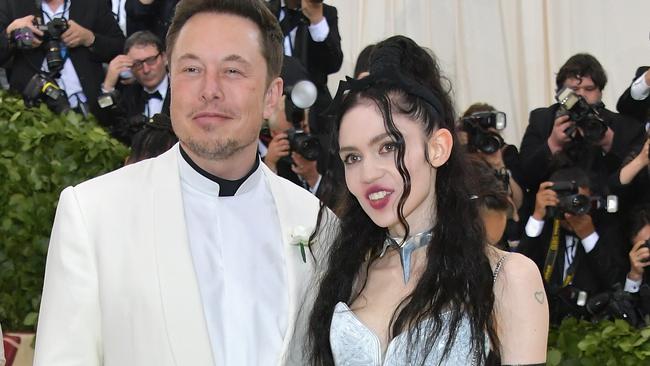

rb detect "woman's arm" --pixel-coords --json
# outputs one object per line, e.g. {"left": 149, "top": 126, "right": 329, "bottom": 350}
{"left": 493, "top": 253, "right": 549, "bottom": 364}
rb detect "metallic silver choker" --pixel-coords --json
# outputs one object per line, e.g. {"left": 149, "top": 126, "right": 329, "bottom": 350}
{"left": 380, "top": 229, "right": 433, "bottom": 284}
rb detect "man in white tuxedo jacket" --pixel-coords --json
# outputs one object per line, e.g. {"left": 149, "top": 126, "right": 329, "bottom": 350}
{"left": 33, "top": 0, "right": 328, "bottom": 364}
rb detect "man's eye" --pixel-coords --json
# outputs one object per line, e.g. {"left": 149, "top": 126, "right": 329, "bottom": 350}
{"left": 183, "top": 67, "right": 199, "bottom": 73}
{"left": 342, "top": 154, "right": 360, "bottom": 165}
{"left": 226, "top": 68, "right": 242, "bottom": 75}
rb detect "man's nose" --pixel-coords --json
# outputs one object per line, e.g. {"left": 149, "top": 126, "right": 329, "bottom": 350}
{"left": 200, "top": 70, "right": 224, "bottom": 101}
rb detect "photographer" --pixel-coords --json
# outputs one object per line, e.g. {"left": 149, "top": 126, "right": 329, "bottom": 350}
{"left": 608, "top": 138, "right": 650, "bottom": 214}
{"left": 459, "top": 103, "right": 524, "bottom": 246}
{"left": 518, "top": 166, "right": 626, "bottom": 324}
{"left": 0, "top": 0, "right": 124, "bottom": 114}
{"left": 125, "top": 0, "right": 178, "bottom": 42}
{"left": 95, "top": 30, "right": 169, "bottom": 145}
{"left": 266, "top": 0, "right": 343, "bottom": 134}
{"left": 617, "top": 66, "right": 650, "bottom": 127}
{"left": 624, "top": 207, "right": 650, "bottom": 295}
{"left": 519, "top": 53, "right": 645, "bottom": 194}
{"left": 262, "top": 56, "right": 322, "bottom": 195}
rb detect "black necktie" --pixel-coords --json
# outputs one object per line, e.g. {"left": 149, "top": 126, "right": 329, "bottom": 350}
{"left": 145, "top": 91, "right": 162, "bottom": 101}
{"left": 279, "top": 7, "right": 304, "bottom": 37}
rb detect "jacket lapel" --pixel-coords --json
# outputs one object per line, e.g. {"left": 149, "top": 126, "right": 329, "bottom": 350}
{"left": 261, "top": 165, "right": 318, "bottom": 363}
{"left": 151, "top": 145, "right": 215, "bottom": 365}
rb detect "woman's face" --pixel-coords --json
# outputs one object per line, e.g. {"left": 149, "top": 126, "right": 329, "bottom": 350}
{"left": 338, "top": 100, "right": 451, "bottom": 236}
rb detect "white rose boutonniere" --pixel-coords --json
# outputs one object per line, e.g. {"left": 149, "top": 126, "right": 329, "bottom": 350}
{"left": 291, "top": 225, "right": 312, "bottom": 263}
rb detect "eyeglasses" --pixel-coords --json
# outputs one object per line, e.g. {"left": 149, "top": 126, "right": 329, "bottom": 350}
{"left": 132, "top": 52, "right": 161, "bottom": 70}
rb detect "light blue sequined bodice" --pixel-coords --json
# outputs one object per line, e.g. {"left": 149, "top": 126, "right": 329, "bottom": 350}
{"left": 330, "top": 302, "right": 481, "bottom": 366}
{"left": 329, "top": 255, "right": 507, "bottom": 366}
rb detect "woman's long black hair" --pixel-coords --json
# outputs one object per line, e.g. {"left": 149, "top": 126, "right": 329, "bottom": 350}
{"left": 307, "top": 35, "right": 500, "bottom": 365}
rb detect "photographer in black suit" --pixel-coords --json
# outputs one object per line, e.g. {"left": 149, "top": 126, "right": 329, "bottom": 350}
{"left": 625, "top": 206, "right": 650, "bottom": 291}
{"left": 0, "top": 0, "right": 124, "bottom": 115}
{"left": 266, "top": 0, "right": 343, "bottom": 134}
{"left": 95, "top": 30, "right": 169, "bottom": 145}
{"left": 519, "top": 54, "right": 645, "bottom": 195}
{"left": 518, "top": 166, "right": 626, "bottom": 324}
{"left": 125, "top": 0, "right": 177, "bottom": 42}
{"left": 262, "top": 55, "right": 322, "bottom": 196}
{"left": 617, "top": 66, "right": 650, "bottom": 127}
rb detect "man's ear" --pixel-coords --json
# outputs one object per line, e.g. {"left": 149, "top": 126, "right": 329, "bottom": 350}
{"left": 263, "top": 77, "right": 283, "bottom": 120}
{"left": 427, "top": 128, "right": 453, "bottom": 167}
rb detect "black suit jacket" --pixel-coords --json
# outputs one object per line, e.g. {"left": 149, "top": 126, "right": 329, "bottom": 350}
{"left": 0, "top": 0, "right": 124, "bottom": 108}
{"left": 267, "top": 0, "right": 343, "bottom": 134}
{"left": 125, "top": 0, "right": 177, "bottom": 42}
{"left": 519, "top": 103, "right": 645, "bottom": 191}
{"left": 617, "top": 66, "right": 650, "bottom": 124}
{"left": 94, "top": 80, "right": 171, "bottom": 145}
{"left": 518, "top": 212, "right": 627, "bottom": 322}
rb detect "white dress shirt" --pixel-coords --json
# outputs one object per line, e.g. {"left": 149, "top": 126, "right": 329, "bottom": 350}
{"left": 524, "top": 216, "right": 599, "bottom": 280}
{"left": 278, "top": 0, "right": 330, "bottom": 57}
{"left": 143, "top": 74, "right": 168, "bottom": 118}
{"left": 110, "top": 0, "right": 127, "bottom": 36}
{"left": 178, "top": 151, "right": 289, "bottom": 365}
{"left": 630, "top": 71, "right": 650, "bottom": 101}
{"left": 40, "top": 1, "right": 87, "bottom": 108}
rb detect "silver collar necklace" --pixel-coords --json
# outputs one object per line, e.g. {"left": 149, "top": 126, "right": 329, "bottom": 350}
{"left": 379, "top": 229, "right": 433, "bottom": 284}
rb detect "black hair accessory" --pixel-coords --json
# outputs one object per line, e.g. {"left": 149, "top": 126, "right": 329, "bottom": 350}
{"left": 325, "top": 44, "right": 443, "bottom": 119}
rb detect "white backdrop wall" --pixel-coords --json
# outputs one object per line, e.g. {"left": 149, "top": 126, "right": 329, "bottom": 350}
{"left": 326, "top": 0, "right": 650, "bottom": 146}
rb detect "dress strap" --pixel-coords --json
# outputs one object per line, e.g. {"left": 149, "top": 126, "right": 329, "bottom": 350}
{"left": 492, "top": 254, "right": 510, "bottom": 284}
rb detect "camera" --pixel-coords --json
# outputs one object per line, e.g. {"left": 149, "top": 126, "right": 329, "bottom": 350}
{"left": 23, "top": 73, "right": 70, "bottom": 114}
{"left": 10, "top": 27, "right": 35, "bottom": 49}
{"left": 461, "top": 111, "right": 506, "bottom": 154}
{"left": 285, "top": 128, "right": 320, "bottom": 161}
{"left": 546, "top": 180, "right": 618, "bottom": 218}
{"left": 555, "top": 87, "right": 608, "bottom": 143}
{"left": 586, "top": 284, "right": 645, "bottom": 327}
{"left": 35, "top": 17, "right": 69, "bottom": 74}
{"left": 282, "top": 79, "right": 320, "bottom": 161}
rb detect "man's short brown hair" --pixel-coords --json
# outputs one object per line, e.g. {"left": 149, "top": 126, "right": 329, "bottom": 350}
{"left": 166, "top": 0, "right": 284, "bottom": 83}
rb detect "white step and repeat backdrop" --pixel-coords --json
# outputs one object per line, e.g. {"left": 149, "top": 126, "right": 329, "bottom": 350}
{"left": 326, "top": 0, "right": 650, "bottom": 146}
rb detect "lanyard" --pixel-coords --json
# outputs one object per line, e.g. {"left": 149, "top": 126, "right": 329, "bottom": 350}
{"left": 563, "top": 239, "right": 580, "bottom": 287}
{"left": 543, "top": 219, "right": 561, "bottom": 283}
{"left": 543, "top": 219, "right": 579, "bottom": 287}
{"left": 40, "top": 0, "right": 69, "bottom": 22}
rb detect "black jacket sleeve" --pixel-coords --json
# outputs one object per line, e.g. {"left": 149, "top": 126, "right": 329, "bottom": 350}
{"left": 519, "top": 106, "right": 556, "bottom": 190}
{"left": 616, "top": 66, "right": 650, "bottom": 124}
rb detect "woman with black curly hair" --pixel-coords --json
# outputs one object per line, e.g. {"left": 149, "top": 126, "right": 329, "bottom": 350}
{"left": 306, "top": 35, "right": 548, "bottom": 365}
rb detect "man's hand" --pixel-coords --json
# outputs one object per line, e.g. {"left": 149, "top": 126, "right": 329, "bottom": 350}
{"left": 628, "top": 240, "right": 650, "bottom": 281}
{"left": 564, "top": 212, "right": 595, "bottom": 240}
{"left": 139, "top": 0, "right": 155, "bottom": 4}
{"left": 5, "top": 15, "right": 43, "bottom": 47}
{"left": 547, "top": 114, "right": 573, "bottom": 154}
{"left": 61, "top": 20, "right": 95, "bottom": 48}
{"left": 291, "top": 152, "right": 319, "bottom": 188}
{"left": 263, "top": 132, "right": 290, "bottom": 173}
{"left": 479, "top": 146, "right": 505, "bottom": 169}
{"left": 596, "top": 126, "right": 614, "bottom": 153}
{"left": 301, "top": 0, "right": 324, "bottom": 25}
{"left": 533, "top": 182, "right": 558, "bottom": 220}
{"left": 635, "top": 138, "right": 650, "bottom": 167}
{"left": 103, "top": 54, "right": 134, "bottom": 91}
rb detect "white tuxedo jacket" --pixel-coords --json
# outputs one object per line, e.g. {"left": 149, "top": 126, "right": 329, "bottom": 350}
{"left": 33, "top": 145, "right": 327, "bottom": 366}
